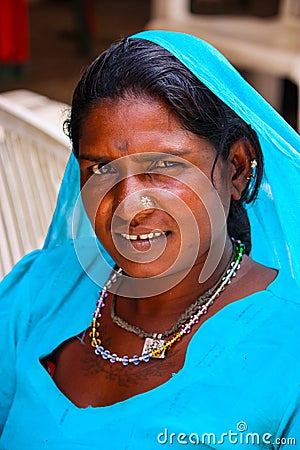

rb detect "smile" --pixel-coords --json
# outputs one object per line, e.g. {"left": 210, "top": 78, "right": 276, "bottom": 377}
{"left": 120, "top": 231, "right": 164, "bottom": 241}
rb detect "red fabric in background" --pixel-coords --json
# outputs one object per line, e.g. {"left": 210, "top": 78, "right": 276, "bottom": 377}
{"left": 0, "top": 0, "right": 29, "bottom": 63}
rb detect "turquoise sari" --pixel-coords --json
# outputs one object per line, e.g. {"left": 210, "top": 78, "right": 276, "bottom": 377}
{"left": 0, "top": 30, "right": 300, "bottom": 449}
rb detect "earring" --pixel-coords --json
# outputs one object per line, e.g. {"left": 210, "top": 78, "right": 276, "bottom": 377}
{"left": 246, "top": 159, "right": 257, "bottom": 181}
{"left": 141, "top": 196, "right": 153, "bottom": 208}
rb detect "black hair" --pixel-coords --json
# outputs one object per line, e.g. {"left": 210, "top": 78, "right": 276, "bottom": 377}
{"left": 64, "top": 38, "right": 263, "bottom": 254}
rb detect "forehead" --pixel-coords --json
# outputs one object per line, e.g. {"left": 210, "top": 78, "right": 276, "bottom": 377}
{"left": 78, "top": 96, "right": 203, "bottom": 158}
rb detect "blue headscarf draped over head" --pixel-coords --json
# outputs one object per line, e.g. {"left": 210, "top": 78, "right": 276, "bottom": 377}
{"left": 44, "top": 30, "right": 300, "bottom": 288}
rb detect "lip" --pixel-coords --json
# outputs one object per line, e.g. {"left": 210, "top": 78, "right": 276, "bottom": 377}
{"left": 114, "top": 230, "right": 171, "bottom": 253}
{"left": 113, "top": 226, "right": 167, "bottom": 235}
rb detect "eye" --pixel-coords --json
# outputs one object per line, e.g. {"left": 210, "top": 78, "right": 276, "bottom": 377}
{"left": 89, "top": 163, "right": 117, "bottom": 175}
{"left": 151, "top": 160, "right": 183, "bottom": 170}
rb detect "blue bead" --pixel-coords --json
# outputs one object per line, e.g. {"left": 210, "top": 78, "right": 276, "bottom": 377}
{"left": 102, "top": 350, "right": 110, "bottom": 360}
{"left": 95, "top": 347, "right": 101, "bottom": 356}
{"left": 132, "top": 355, "right": 140, "bottom": 366}
{"left": 142, "top": 353, "right": 150, "bottom": 363}
{"left": 110, "top": 353, "right": 117, "bottom": 364}
{"left": 122, "top": 356, "right": 129, "bottom": 366}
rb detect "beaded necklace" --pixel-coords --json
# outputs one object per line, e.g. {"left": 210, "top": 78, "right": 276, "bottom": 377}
{"left": 110, "top": 242, "right": 237, "bottom": 340}
{"left": 110, "top": 243, "right": 238, "bottom": 358}
{"left": 90, "top": 241, "right": 245, "bottom": 366}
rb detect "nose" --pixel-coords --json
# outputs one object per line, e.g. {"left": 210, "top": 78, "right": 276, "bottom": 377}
{"left": 112, "top": 175, "right": 156, "bottom": 223}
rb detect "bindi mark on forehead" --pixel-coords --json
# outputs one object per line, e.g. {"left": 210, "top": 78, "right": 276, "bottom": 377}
{"left": 114, "top": 139, "right": 129, "bottom": 153}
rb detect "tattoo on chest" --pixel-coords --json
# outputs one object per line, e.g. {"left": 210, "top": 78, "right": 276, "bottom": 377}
{"left": 80, "top": 333, "right": 181, "bottom": 387}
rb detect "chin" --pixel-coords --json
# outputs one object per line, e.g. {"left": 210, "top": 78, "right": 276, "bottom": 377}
{"left": 113, "top": 257, "right": 172, "bottom": 279}
{"left": 117, "top": 250, "right": 197, "bottom": 281}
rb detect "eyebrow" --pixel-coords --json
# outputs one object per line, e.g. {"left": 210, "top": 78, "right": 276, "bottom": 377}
{"left": 78, "top": 148, "right": 191, "bottom": 163}
{"left": 78, "top": 154, "right": 111, "bottom": 163}
{"left": 130, "top": 149, "right": 191, "bottom": 161}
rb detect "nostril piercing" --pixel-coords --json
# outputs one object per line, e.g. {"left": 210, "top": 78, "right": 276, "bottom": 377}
{"left": 141, "top": 196, "right": 153, "bottom": 208}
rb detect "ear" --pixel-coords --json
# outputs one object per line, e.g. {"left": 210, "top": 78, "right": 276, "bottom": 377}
{"left": 228, "top": 139, "right": 255, "bottom": 201}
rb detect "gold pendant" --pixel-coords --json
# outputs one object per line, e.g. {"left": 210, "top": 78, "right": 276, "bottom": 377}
{"left": 142, "top": 336, "right": 166, "bottom": 359}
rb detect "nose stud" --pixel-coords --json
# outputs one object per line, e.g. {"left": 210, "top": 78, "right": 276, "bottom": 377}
{"left": 141, "top": 196, "right": 153, "bottom": 208}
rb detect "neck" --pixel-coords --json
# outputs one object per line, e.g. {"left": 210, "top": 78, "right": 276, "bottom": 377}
{"left": 114, "top": 236, "right": 235, "bottom": 323}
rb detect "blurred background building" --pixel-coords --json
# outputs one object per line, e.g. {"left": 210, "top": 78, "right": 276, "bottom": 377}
{"left": 0, "top": 0, "right": 298, "bottom": 127}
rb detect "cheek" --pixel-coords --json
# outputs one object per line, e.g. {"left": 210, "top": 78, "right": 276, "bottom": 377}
{"left": 80, "top": 179, "right": 113, "bottom": 235}
{"left": 174, "top": 179, "right": 228, "bottom": 249}
{"left": 170, "top": 181, "right": 212, "bottom": 223}
{"left": 211, "top": 163, "right": 232, "bottom": 213}
{"left": 95, "top": 200, "right": 113, "bottom": 229}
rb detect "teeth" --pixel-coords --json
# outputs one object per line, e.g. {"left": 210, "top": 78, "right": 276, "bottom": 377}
{"left": 120, "top": 234, "right": 138, "bottom": 240}
{"left": 139, "top": 234, "right": 149, "bottom": 240}
{"left": 120, "top": 231, "right": 164, "bottom": 240}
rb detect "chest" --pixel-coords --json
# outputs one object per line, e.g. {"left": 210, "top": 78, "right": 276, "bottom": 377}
{"left": 14, "top": 334, "right": 295, "bottom": 450}
{"left": 47, "top": 333, "right": 187, "bottom": 408}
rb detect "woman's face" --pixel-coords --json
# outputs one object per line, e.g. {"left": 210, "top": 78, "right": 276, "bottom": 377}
{"left": 78, "top": 96, "right": 232, "bottom": 279}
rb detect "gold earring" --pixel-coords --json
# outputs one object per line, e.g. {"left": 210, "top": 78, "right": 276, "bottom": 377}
{"left": 246, "top": 159, "right": 257, "bottom": 181}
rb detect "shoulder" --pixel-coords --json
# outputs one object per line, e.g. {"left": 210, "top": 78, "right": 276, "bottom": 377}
{"left": 235, "top": 269, "right": 300, "bottom": 374}
{"left": 0, "top": 239, "right": 113, "bottom": 331}
{"left": 0, "top": 242, "right": 77, "bottom": 338}
{"left": 247, "top": 266, "right": 300, "bottom": 335}
{"left": 235, "top": 256, "right": 300, "bottom": 312}
{"left": 0, "top": 240, "right": 76, "bottom": 296}
{"left": 265, "top": 268, "right": 300, "bottom": 309}
{"left": 1, "top": 237, "right": 114, "bottom": 295}
{"left": 215, "top": 265, "right": 300, "bottom": 365}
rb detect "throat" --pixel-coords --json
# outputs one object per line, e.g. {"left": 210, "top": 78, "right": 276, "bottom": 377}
{"left": 89, "top": 239, "right": 244, "bottom": 365}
